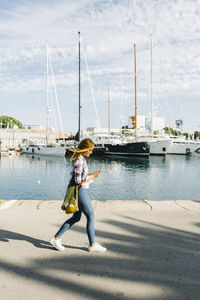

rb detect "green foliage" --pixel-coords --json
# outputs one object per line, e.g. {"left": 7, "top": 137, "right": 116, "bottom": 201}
{"left": 163, "top": 127, "right": 181, "bottom": 136}
{"left": 153, "top": 130, "right": 159, "bottom": 135}
{"left": 122, "top": 129, "right": 130, "bottom": 134}
{"left": 0, "top": 115, "right": 24, "bottom": 129}
{"left": 163, "top": 127, "right": 198, "bottom": 139}
{"left": 194, "top": 131, "right": 200, "bottom": 139}
{"left": 183, "top": 132, "right": 189, "bottom": 139}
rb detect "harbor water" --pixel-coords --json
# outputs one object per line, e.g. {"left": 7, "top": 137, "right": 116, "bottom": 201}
{"left": 0, "top": 153, "right": 199, "bottom": 201}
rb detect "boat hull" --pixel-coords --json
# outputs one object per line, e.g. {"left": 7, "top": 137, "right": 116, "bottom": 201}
{"left": 148, "top": 139, "right": 172, "bottom": 155}
{"left": 20, "top": 145, "right": 66, "bottom": 157}
{"left": 104, "top": 142, "right": 150, "bottom": 157}
{"left": 167, "top": 141, "right": 200, "bottom": 155}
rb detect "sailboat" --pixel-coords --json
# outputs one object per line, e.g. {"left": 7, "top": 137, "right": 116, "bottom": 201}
{"left": 125, "top": 36, "right": 172, "bottom": 155}
{"left": 142, "top": 35, "right": 172, "bottom": 155}
{"left": 104, "top": 44, "right": 150, "bottom": 157}
{"left": 20, "top": 44, "right": 66, "bottom": 157}
{"left": 144, "top": 35, "right": 199, "bottom": 155}
{"left": 71, "top": 33, "right": 122, "bottom": 154}
{"left": 69, "top": 35, "right": 148, "bottom": 156}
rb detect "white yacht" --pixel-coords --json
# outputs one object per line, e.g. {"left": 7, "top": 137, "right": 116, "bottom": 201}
{"left": 167, "top": 137, "right": 200, "bottom": 155}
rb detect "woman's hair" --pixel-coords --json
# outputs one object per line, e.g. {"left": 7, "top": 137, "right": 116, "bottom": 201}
{"left": 70, "top": 138, "right": 94, "bottom": 162}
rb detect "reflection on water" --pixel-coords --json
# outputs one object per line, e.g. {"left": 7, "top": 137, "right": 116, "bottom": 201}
{"left": 0, "top": 154, "right": 199, "bottom": 201}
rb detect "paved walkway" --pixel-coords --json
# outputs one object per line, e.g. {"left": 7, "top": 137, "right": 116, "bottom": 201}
{"left": 0, "top": 200, "right": 200, "bottom": 300}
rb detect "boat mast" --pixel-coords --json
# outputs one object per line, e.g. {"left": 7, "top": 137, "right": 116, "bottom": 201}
{"left": 78, "top": 31, "right": 81, "bottom": 142}
{"left": 134, "top": 44, "right": 137, "bottom": 139}
{"left": 108, "top": 83, "right": 111, "bottom": 133}
{"left": 46, "top": 43, "right": 49, "bottom": 146}
{"left": 150, "top": 34, "right": 153, "bottom": 137}
{"left": 120, "top": 72, "right": 122, "bottom": 131}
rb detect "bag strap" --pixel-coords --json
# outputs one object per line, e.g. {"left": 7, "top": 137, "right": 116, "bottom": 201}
{"left": 68, "top": 170, "right": 78, "bottom": 187}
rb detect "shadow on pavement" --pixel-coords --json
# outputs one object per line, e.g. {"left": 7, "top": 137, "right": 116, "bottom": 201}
{"left": 0, "top": 229, "right": 86, "bottom": 251}
{"left": 0, "top": 216, "right": 200, "bottom": 299}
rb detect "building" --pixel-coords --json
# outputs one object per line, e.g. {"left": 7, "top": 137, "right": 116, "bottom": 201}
{"left": 0, "top": 128, "right": 62, "bottom": 150}
{"left": 128, "top": 115, "right": 165, "bottom": 132}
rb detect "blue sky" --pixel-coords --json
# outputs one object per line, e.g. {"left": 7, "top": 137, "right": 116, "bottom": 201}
{"left": 0, "top": 0, "right": 200, "bottom": 134}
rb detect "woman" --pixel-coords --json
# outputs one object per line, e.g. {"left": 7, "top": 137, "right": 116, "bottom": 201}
{"left": 49, "top": 138, "right": 106, "bottom": 252}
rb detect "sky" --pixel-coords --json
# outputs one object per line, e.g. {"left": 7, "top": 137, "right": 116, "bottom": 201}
{"left": 0, "top": 0, "right": 200, "bottom": 134}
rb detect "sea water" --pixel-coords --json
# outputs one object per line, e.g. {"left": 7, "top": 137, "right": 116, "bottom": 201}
{"left": 0, "top": 154, "right": 199, "bottom": 201}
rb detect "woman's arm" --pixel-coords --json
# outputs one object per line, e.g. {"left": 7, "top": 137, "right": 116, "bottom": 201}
{"left": 79, "top": 170, "right": 101, "bottom": 184}
{"left": 74, "top": 157, "right": 101, "bottom": 185}
{"left": 73, "top": 159, "right": 84, "bottom": 185}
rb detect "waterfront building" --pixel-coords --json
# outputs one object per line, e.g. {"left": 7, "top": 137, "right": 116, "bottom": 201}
{"left": 0, "top": 128, "right": 65, "bottom": 150}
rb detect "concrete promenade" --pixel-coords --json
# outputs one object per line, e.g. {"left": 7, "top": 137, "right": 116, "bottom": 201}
{"left": 0, "top": 199, "right": 200, "bottom": 300}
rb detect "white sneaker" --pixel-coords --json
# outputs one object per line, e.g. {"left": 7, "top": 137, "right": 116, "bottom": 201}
{"left": 88, "top": 242, "right": 107, "bottom": 252}
{"left": 49, "top": 237, "right": 65, "bottom": 251}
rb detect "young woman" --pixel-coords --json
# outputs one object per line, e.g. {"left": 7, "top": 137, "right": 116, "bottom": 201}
{"left": 49, "top": 138, "right": 106, "bottom": 252}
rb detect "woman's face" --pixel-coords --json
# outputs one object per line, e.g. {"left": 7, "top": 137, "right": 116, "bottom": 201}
{"left": 82, "top": 147, "right": 94, "bottom": 157}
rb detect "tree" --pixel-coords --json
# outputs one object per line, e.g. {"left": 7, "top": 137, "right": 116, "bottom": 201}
{"left": 153, "top": 130, "right": 159, "bottom": 135}
{"left": 163, "top": 127, "right": 181, "bottom": 136}
{"left": 183, "top": 132, "right": 189, "bottom": 139}
{"left": 0, "top": 115, "right": 24, "bottom": 129}
{"left": 163, "top": 127, "right": 174, "bottom": 135}
{"left": 194, "top": 131, "right": 200, "bottom": 139}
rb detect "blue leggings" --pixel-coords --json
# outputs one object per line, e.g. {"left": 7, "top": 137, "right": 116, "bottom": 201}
{"left": 55, "top": 188, "right": 95, "bottom": 244}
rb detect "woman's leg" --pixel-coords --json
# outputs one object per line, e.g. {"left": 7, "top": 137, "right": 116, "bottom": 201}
{"left": 55, "top": 210, "right": 82, "bottom": 238}
{"left": 78, "top": 188, "right": 95, "bottom": 245}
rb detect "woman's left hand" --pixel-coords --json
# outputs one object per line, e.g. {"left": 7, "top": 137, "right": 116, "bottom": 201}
{"left": 93, "top": 170, "right": 101, "bottom": 177}
{"left": 61, "top": 204, "right": 66, "bottom": 211}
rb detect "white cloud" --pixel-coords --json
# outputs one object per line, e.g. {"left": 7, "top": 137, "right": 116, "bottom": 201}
{"left": 0, "top": 0, "right": 200, "bottom": 131}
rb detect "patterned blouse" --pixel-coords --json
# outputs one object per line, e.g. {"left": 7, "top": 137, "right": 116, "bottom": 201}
{"left": 71, "top": 156, "right": 88, "bottom": 188}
